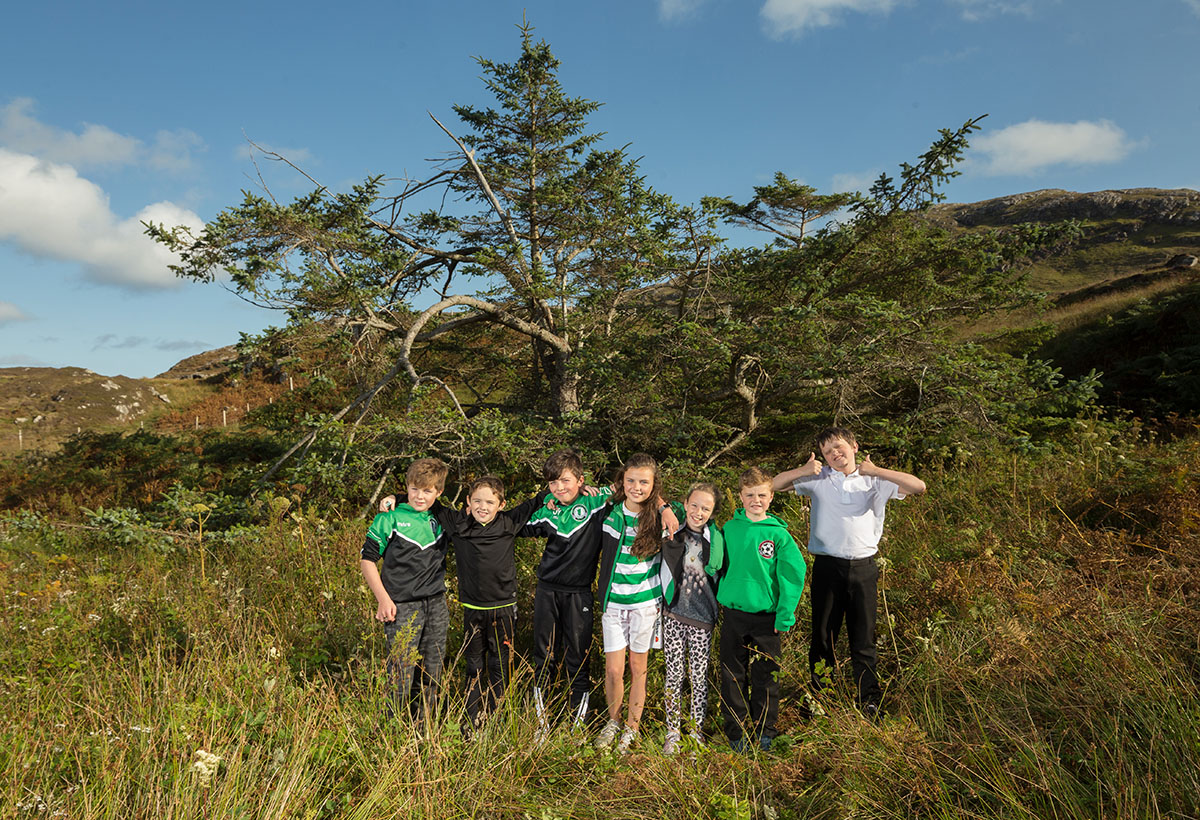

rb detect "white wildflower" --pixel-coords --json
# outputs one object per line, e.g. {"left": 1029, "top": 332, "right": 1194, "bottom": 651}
{"left": 191, "top": 749, "right": 222, "bottom": 787}
{"left": 16, "top": 793, "right": 46, "bottom": 812}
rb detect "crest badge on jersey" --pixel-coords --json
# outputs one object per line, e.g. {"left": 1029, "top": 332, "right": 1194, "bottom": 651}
{"left": 571, "top": 504, "right": 588, "bottom": 522}
{"left": 758, "top": 540, "right": 776, "bottom": 560}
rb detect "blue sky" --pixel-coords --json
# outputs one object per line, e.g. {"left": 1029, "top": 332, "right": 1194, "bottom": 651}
{"left": 1, "top": 0, "right": 1197, "bottom": 377}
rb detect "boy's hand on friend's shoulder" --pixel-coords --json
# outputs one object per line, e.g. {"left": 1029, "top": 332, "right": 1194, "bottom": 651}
{"left": 800, "top": 452, "right": 823, "bottom": 477}
{"left": 379, "top": 495, "right": 397, "bottom": 512}
{"left": 580, "top": 485, "right": 601, "bottom": 497}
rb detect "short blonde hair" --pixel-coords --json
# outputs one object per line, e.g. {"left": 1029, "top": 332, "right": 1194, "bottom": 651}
{"left": 407, "top": 458, "right": 449, "bottom": 492}
{"left": 738, "top": 466, "right": 773, "bottom": 491}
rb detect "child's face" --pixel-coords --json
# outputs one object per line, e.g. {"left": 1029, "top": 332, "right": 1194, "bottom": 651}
{"left": 684, "top": 490, "right": 715, "bottom": 530}
{"left": 467, "top": 486, "right": 504, "bottom": 525}
{"left": 739, "top": 482, "right": 773, "bottom": 521}
{"left": 548, "top": 469, "right": 584, "bottom": 505}
{"left": 622, "top": 466, "right": 656, "bottom": 510}
{"left": 819, "top": 436, "right": 859, "bottom": 475}
{"left": 407, "top": 484, "right": 439, "bottom": 512}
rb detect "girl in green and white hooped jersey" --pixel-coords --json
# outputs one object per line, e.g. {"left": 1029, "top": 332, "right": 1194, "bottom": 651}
{"left": 593, "top": 453, "right": 665, "bottom": 753}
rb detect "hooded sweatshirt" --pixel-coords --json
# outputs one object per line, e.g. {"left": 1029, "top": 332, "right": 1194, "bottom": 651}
{"left": 717, "top": 508, "right": 806, "bottom": 633}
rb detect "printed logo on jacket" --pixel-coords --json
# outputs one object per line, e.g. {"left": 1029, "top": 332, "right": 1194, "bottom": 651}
{"left": 758, "top": 540, "right": 775, "bottom": 559}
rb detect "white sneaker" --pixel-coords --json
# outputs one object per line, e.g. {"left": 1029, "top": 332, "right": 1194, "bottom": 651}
{"left": 662, "top": 730, "right": 682, "bottom": 756}
{"left": 594, "top": 718, "right": 621, "bottom": 749}
{"left": 687, "top": 729, "right": 705, "bottom": 748}
{"left": 616, "top": 726, "right": 638, "bottom": 755}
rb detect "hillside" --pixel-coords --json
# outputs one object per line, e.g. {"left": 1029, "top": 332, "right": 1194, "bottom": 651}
{"left": 926, "top": 187, "right": 1200, "bottom": 295}
{"left": 2, "top": 188, "right": 1197, "bottom": 454}
{"left": 0, "top": 367, "right": 187, "bottom": 455}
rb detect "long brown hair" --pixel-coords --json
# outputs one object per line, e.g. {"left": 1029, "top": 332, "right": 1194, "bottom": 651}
{"left": 611, "top": 453, "right": 663, "bottom": 559}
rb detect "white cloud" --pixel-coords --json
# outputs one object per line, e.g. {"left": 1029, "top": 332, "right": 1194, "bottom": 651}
{"left": 155, "top": 339, "right": 211, "bottom": 352}
{"left": 761, "top": 0, "right": 899, "bottom": 36}
{"left": 658, "top": 0, "right": 707, "bottom": 21}
{"left": 0, "top": 148, "right": 205, "bottom": 289}
{"left": 947, "top": 0, "right": 1033, "bottom": 21}
{"left": 0, "top": 301, "right": 30, "bottom": 325}
{"left": 970, "top": 119, "right": 1138, "bottom": 175}
{"left": 832, "top": 169, "right": 881, "bottom": 194}
{"left": 235, "top": 141, "right": 314, "bottom": 167}
{"left": 0, "top": 98, "right": 202, "bottom": 172}
{"left": 93, "top": 334, "right": 148, "bottom": 350}
{"left": 0, "top": 353, "right": 50, "bottom": 366}
{"left": 1185, "top": 0, "right": 1200, "bottom": 16}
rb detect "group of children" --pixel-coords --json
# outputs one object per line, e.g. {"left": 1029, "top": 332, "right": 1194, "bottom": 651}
{"left": 359, "top": 427, "right": 925, "bottom": 753}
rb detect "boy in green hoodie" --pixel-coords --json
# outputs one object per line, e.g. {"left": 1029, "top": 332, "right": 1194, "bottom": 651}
{"left": 717, "top": 466, "right": 807, "bottom": 752}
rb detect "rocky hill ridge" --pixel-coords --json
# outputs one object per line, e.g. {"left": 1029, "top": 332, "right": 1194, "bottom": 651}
{"left": 927, "top": 187, "right": 1200, "bottom": 228}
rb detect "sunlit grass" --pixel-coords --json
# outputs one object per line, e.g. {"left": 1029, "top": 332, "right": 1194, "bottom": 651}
{"left": 2, "top": 426, "right": 1199, "bottom": 818}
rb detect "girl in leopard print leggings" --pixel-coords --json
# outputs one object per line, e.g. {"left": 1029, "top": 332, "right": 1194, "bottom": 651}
{"left": 659, "top": 483, "right": 724, "bottom": 754}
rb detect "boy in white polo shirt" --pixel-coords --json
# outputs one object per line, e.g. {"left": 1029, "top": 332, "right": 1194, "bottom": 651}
{"left": 772, "top": 427, "right": 926, "bottom": 716}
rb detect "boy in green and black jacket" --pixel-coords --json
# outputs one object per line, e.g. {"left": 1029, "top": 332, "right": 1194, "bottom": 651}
{"left": 717, "top": 466, "right": 807, "bottom": 752}
{"left": 360, "top": 458, "right": 450, "bottom": 722}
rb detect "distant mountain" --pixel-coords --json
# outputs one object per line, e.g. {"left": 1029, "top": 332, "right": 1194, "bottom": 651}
{"left": 926, "top": 187, "right": 1200, "bottom": 296}
{"left": 155, "top": 345, "right": 238, "bottom": 380}
{"left": 1, "top": 367, "right": 179, "bottom": 454}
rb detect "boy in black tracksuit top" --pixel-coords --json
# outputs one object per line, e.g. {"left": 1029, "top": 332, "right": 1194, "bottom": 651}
{"left": 429, "top": 477, "right": 549, "bottom": 728}
{"left": 519, "top": 450, "right": 614, "bottom": 728}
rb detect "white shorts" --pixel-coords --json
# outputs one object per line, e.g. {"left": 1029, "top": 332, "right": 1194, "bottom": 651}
{"left": 602, "top": 604, "right": 660, "bottom": 654}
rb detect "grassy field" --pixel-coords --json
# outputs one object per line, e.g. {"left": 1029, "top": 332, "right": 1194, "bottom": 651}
{"left": 2, "top": 421, "right": 1199, "bottom": 819}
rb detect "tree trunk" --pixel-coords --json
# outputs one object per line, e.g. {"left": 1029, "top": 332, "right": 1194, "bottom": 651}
{"left": 548, "top": 351, "right": 581, "bottom": 416}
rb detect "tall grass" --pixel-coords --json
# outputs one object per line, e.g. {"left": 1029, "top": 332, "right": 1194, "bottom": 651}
{"left": 2, "top": 424, "right": 1198, "bottom": 818}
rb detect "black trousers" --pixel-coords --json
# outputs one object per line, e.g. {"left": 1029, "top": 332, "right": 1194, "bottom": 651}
{"left": 809, "top": 554, "right": 881, "bottom": 705}
{"left": 531, "top": 584, "right": 594, "bottom": 713}
{"left": 462, "top": 605, "right": 516, "bottom": 725}
{"left": 719, "top": 606, "right": 782, "bottom": 742}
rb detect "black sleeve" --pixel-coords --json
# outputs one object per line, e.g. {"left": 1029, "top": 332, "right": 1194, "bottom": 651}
{"left": 504, "top": 489, "right": 551, "bottom": 531}
{"left": 361, "top": 537, "right": 383, "bottom": 562}
{"left": 431, "top": 498, "right": 468, "bottom": 532}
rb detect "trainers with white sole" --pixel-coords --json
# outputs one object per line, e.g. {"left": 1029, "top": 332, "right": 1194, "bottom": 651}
{"left": 594, "top": 718, "right": 621, "bottom": 749}
{"left": 616, "top": 726, "right": 638, "bottom": 754}
{"left": 662, "top": 730, "right": 682, "bottom": 756}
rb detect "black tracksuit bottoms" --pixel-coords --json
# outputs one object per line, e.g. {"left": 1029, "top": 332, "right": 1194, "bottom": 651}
{"left": 719, "top": 606, "right": 782, "bottom": 742}
{"left": 531, "top": 584, "right": 594, "bottom": 713}
{"left": 462, "top": 605, "right": 517, "bottom": 725}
